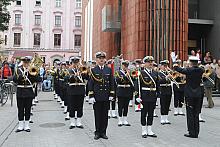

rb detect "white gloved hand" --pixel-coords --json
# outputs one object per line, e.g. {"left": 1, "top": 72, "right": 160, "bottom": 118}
{"left": 89, "top": 98, "right": 96, "bottom": 104}
{"left": 136, "top": 98, "right": 142, "bottom": 103}
{"left": 109, "top": 97, "right": 114, "bottom": 101}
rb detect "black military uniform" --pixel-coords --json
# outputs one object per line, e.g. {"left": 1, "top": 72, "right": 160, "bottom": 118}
{"left": 173, "top": 56, "right": 204, "bottom": 138}
{"left": 115, "top": 60, "right": 134, "bottom": 126}
{"left": 53, "top": 62, "right": 61, "bottom": 100}
{"left": 59, "top": 63, "right": 69, "bottom": 109}
{"left": 158, "top": 60, "right": 172, "bottom": 125}
{"left": 13, "top": 56, "right": 40, "bottom": 132}
{"left": 134, "top": 59, "right": 143, "bottom": 112}
{"left": 135, "top": 56, "right": 158, "bottom": 138}
{"left": 67, "top": 57, "right": 88, "bottom": 129}
{"left": 107, "top": 60, "right": 117, "bottom": 119}
{"left": 173, "top": 60, "right": 185, "bottom": 116}
{"left": 88, "top": 52, "right": 114, "bottom": 140}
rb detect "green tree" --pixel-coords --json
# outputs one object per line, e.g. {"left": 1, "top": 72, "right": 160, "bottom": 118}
{"left": 0, "top": 0, "right": 13, "bottom": 31}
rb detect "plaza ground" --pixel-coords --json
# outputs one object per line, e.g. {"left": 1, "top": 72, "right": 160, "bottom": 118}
{"left": 0, "top": 92, "right": 220, "bottom": 147}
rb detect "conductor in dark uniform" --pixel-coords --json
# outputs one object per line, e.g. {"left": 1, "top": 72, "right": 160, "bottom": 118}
{"left": 13, "top": 56, "right": 40, "bottom": 132}
{"left": 173, "top": 56, "right": 204, "bottom": 138}
{"left": 88, "top": 51, "right": 114, "bottom": 140}
{"left": 135, "top": 56, "right": 159, "bottom": 138}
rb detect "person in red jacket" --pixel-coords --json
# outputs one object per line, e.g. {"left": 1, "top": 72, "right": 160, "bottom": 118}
{"left": 1, "top": 62, "right": 12, "bottom": 80}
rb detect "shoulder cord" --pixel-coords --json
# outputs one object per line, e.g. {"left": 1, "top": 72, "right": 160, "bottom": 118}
{"left": 90, "top": 68, "right": 103, "bottom": 83}
{"left": 140, "top": 71, "right": 153, "bottom": 85}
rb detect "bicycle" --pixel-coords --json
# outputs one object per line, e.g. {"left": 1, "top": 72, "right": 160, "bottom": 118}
{"left": 0, "top": 79, "right": 10, "bottom": 106}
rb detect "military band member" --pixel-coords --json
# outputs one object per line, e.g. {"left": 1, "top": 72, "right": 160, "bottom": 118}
{"left": 107, "top": 59, "right": 117, "bottom": 118}
{"left": 67, "top": 57, "right": 88, "bottom": 129}
{"left": 13, "top": 56, "right": 40, "bottom": 132}
{"left": 173, "top": 56, "right": 204, "bottom": 138}
{"left": 88, "top": 51, "right": 115, "bottom": 140}
{"left": 198, "top": 65, "right": 206, "bottom": 123}
{"left": 134, "top": 59, "right": 143, "bottom": 112}
{"left": 135, "top": 56, "right": 158, "bottom": 138}
{"left": 158, "top": 60, "right": 172, "bottom": 125}
{"left": 115, "top": 60, "right": 134, "bottom": 126}
{"left": 59, "top": 62, "right": 68, "bottom": 109}
{"left": 173, "top": 60, "right": 185, "bottom": 116}
{"left": 54, "top": 62, "right": 61, "bottom": 101}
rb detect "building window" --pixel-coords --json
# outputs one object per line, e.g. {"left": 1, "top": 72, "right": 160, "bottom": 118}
{"left": 75, "top": 16, "right": 81, "bottom": 27}
{"left": 15, "top": 14, "right": 21, "bottom": 25}
{"left": 74, "top": 35, "right": 81, "bottom": 47}
{"left": 16, "top": 0, "right": 21, "bottom": 6}
{"left": 34, "top": 33, "right": 41, "bottom": 46}
{"left": 35, "top": 0, "right": 41, "bottom": 6}
{"left": 54, "top": 34, "right": 61, "bottom": 47}
{"left": 56, "top": 0, "right": 61, "bottom": 7}
{"left": 5, "top": 35, "right": 7, "bottom": 45}
{"left": 41, "top": 56, "right": 46, "bottom": 63}
{"left": 14, "top": 33, "right": 21, "bottom": 46}
{"left": 76, "top": 0, "right": 81, "bottom": 8}
{"left": 35, "top": 15, "right": 41, "bottom": 25}
{"left": 55, "top": 16, "right": 61, "bottom": 26}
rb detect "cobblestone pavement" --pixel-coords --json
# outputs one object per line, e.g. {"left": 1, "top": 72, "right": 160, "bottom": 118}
{"left": 0, "top": 92, "right": 220, "bottom": 147}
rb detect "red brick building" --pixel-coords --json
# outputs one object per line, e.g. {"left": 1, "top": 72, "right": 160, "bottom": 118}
{"left": 82, "top": 0, "right": 188, "bottom": 62}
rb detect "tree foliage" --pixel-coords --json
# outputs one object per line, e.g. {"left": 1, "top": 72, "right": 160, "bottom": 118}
{"left": 0, "top": 0, "right": 13, "bottom": 31}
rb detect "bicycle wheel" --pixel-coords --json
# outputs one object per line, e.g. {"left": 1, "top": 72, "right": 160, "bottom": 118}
{"left": 1, "top": 88, "right": 9, "bottom": 106}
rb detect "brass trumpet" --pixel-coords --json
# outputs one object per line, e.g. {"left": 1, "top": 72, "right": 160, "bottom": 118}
{"left": 29, "top": 54, "right": 44, "bottom": 76}
{"left": 79, "top": 66, "right": 88, "bottom": 74}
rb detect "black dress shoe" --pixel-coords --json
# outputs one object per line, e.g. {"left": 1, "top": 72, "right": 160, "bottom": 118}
{"left": 29, "top": 120, "right": 34, "bottom": 123}
{"left": 184, "top": 134, "right": 198, "bottom": 138}
{"left": 154, "top": 115, "right": 158, "bottom": 117}
{"left": 118, "top": 124, "right": 123, "bottom": 127}
{"left": 142, "top": 134, "right": 147, "bottom": 138}
{"left": 69, "top": 126, "right": 75, "bottom": 129}
{"left": 94, "top": 134, "right": 100, "bottom": 140}
{"left": 165, "top": 122, "right": 171, "bottom": 125}
{"left": 174, "top": 114, "right": 178, "bottom": 116}
{"left": 76, "top": 125, "right": 84, "bottom": 129}
{"left": 65, "top": 118, "right": 70, "bottom": 121}
{"left": 15, "top": 129, "right": 23, "bottom": 133}
{"left": 100, "top": 134, "right": 108, "bottom": 139}
{"left": 112, "top": 116, "right": 118, "bottom": 119}
{"left": 24, "top": 129, "right": 31, "bottom": 132}
{"left": 124, "top": 124, "right": 131, "bottom": 126}
{"left": 178, "top": 113, "right": 185, "bottom": 116}
{"left": 108, "top": 116, "right": 111, "bottom": 119}
{"left": 147, "top": 134, "right": 157, "bottom": 138}
{"left": 199, "top": 120, "right": 205, "bottom": 123}
{"left": 63, "top": 112, "right": 67, "bottom": 114}
{"left": 161, "top": 122, "right": 166, "bottom": 125}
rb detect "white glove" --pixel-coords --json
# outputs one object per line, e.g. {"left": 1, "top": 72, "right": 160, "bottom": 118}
{"left": 109, "top": 97, "right": 114, "bottom": 101}
{"left": 89, "top": 98, "right": 96, "bottom": 104}
{"left": 136, "top": 98, "right": 142, "bottom": 103}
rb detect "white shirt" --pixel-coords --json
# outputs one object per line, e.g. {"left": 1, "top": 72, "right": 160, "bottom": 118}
{"left": 98, "top": 65, "right": 105, "bottom": 70}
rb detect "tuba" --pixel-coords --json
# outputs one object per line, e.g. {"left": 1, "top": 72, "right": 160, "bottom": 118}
{"left": 29, "top": 54, "right": 44, "bottom": 76}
